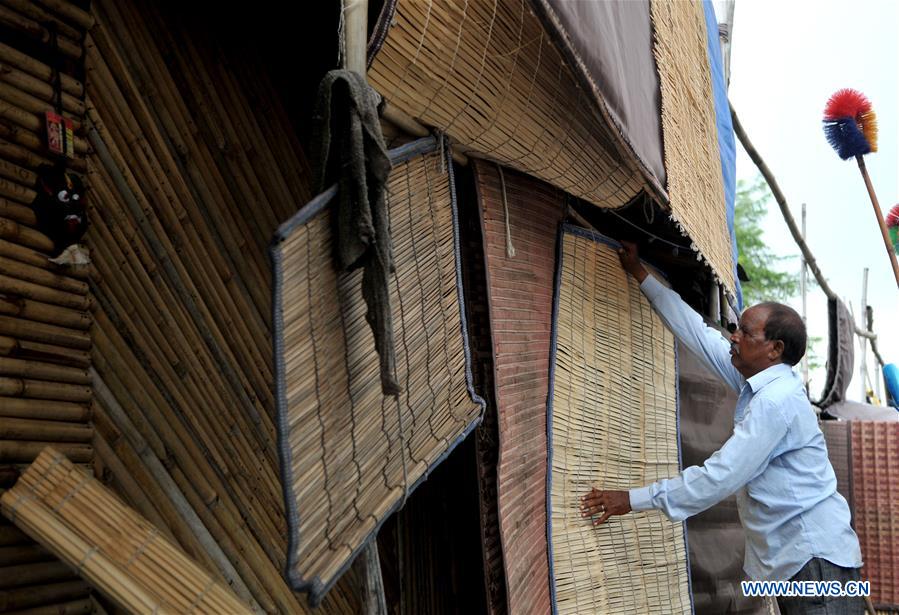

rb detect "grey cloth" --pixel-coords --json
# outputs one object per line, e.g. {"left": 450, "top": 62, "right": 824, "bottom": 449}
{"left": 776, "top": 558, "right": 865, "bottom": 615}
{"left": 817, "top": 298, "right": 855, "bottom": 408}
{"left": 311, "top": 69, "right": 399, "bottom": 395}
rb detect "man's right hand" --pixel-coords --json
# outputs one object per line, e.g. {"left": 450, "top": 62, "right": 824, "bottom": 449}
{"left": 617, "top": 240, "right": 648, "bottom": 283}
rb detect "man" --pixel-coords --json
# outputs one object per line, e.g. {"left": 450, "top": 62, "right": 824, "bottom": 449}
{"left": 580, "top": 242, "right": 864, "bottom": 615}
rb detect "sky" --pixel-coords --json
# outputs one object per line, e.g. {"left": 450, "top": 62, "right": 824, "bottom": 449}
{"left": 726, "top": 0, "right": 899, "bottom": 401}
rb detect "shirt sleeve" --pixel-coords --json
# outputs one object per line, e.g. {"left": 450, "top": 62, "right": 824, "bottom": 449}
{"left": 640, "top": 275, "right": 743, "bottom": 392}
{"left": 629, "top": 397, "right": 789, "bottom": 521}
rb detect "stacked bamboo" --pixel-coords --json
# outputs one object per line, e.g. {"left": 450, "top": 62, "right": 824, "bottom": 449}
{"left": 548, "top": 229, "right": 691, "bottom": 614}
{"left": 0, "top": 2, "right": 96, "bottom": 612}
{"left": 81, "top": 0, "right": 360, "bottom": 612}
{"left": 2, "top": 447, "right": 253, "bottom": 614}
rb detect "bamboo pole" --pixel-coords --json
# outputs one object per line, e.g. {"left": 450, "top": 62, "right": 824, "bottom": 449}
{"left": 0, "top": 441, "right": 91, "bottom": 462}
{"left": 0, "top": 0, "right": 83, "bottom": 41}
{"left": 0, "top": 274, "right": 90, "bottom": 310}
{"left": 0, "top": 122, "right": 87, "bottom": 173}
{"left": 0, "top": 543, "right": 52, "bottom": 564}
{"left": 0, "top": 238, "right": 92, "bottom": 281}
{"left": 0, "top": 580, "right": 90, "bottom": 611}
{"left": 0, "top": 62, "right": 85, "bottom": 114}
{"left": 0, "top": 137, "right": 57, "bottom": 171}
{"left": 0, "top": 315, "right": 91, "bottom": 350}
{"left": 0, "top": 356, "right": 89, "bottom": 384}
{"left": 0, "top": 97, "right": 86, "bottom": 151}
{"left": 0, "top": 256, "right": 88, "bottom": 295}
{"left": 0, "top": 397, "right": 89, "bottom": 422}
{"left": 32, "top": 0, "right": 94, "bottom": 31}
{"left": 0, "top": 155, "right": 36, "bottom": 185}
{"left": 0, "top": 338, "right": 91, "bottom": 369}
{"left": 0, "top": 376, "right": 91, "bottom": 402}
{"left": 0, "top": 81, "right": 81, "bottom": 122}
{"left": 0, "top": 295, "right": 91, "bottom": 330}
{"left": 0, "top": 42, "right": 83, "bottom": 96}
{"left": 0, "top": 418, "right": 91, "bottom": 442}
{"left": 0, "top": 5, "right": 82, "bottom": 59}
{"left": 0, "top": 195, "right": 36, "bottom": 224}
{"left": 3, "top": 597, "right": 93, "bottom": 615}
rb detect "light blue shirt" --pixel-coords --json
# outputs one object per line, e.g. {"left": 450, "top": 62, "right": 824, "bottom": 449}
{"left": 629, "top": 275, "right": 862, "bottom": 581}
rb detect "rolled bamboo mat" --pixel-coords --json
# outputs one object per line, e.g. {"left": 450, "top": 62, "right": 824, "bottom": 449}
{"left": 548, "top": 227, "right": 691, "bottom": 614}
{"left": 367, "top": 0, "right": 645, "bottom": 210}
{"left": 273, "top": 141, "right": 485, "bottom": 605}
{"left": 850, "top": 421, "right": 899, "bottom": 609}
{"left": 650, "top": 0, "right": 734, "bottom": 295}
{"left": 473, "top": 160, "right": 565, "bottom": 615}
{"left": 1, "top": 446, "right": 253, "bottom": 614}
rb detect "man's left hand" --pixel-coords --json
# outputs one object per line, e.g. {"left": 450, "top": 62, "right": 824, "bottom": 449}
{"left": 580, "top": 488, "right": 631, "bottom": 525}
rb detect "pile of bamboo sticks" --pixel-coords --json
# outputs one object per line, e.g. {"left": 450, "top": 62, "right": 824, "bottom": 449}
{"left": 2, "top": 446, "right": 253, "bottom": 614}
{"left": 0, "top": 1, "right": 96, "bottom": 612}
{"left": 81, "top": 0, "right": 360, "bottom": 611}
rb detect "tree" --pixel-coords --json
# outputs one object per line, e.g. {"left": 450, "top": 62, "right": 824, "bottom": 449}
{"left": 735, "top": 176, "right": 798, "bottom": 305}
{"left": 735, "top": 176, "right": 821, "bottom": 372}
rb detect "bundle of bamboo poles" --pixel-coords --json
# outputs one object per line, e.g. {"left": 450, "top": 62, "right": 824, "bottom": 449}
{"left": 80, "top": 0, "right": 360, "bottom": 611}
{"left": 2, "top": 447, "right": 253, "bottom": 614}
{"left": 0, "top": 2, "right": 96, "bottom": 612}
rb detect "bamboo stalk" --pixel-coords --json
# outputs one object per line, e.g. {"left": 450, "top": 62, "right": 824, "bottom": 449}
{"left": 0, "top": 441, "right": 91, "bottom": 463}
{"left": 0, "top": 295, "right": 90, "bottom": 330}
{"left": 0, "top": 560, "right": 76, "bottom": 588}
{"left": 0, "top": 543, "right": 52, "bottom": 564}
{"left": 0, "top": 174, "right": 36, "bottom": 204}
{"left": 0, "top": 154, "right": 35, "bottom": 185}
{"left": 0, "top": 123, "right": 87, "bottom": 173}
{"left": 0, "top": 195, "right": 35, "bottom": 224}
{"left": 0, "top": 315, "right": 91, "bottom": 350}
{"left": 0, "top": 356, "right": 89, "bottom": 384}
{"left": 0, "top": 239, "right": 91, "bottom": 281}
{"left": 0, "top": 5, "right": 82, "bottom": 59}
{"left": 0, "top": 256, "right": 88, "bottom": 295}
{"left": 0, "top": 376, "right": 91, "bottom": 402}
{"left": 32, "top": 0, "right": 94, "bottom": 31}
{"left": 0, "top": 397, "right": 89, "bottom": 422}
{"left": 0, "top": 136, "right": 56, "bottom": 170}
{"left": 3, "top": 597, "right": 93, "bottom": 615}
{"left": 0, "top": 0, "right": 83, "bottom": 41}
{"left": 0, "top": 62, "right": 84, "bottom": 114}
{"left": 0, "top": 338, "right": 91, "bottom": 369}
{"left": 0, "top": 580, "right": 89, "bottom": 611}
{"left": 0, "top": 417, "right": 91, "bottom": 442}
{"left": 0, "top": 275, "right": 90, "bottom": 310}
{"left": 0, "top": 81, "right": 81, "bottom": 123}
{"left": 0, "top": 231, "right": 54, "bottom": 261}
{"left": 0, "top": 42, "right": 83, "bottom": 96}
{"left": 0, "top": 97, "right": 86, "bottom": 151}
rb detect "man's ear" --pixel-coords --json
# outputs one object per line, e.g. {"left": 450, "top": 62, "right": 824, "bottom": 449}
{"left": 769, "top": 339, "right": 785, "bottom": 361}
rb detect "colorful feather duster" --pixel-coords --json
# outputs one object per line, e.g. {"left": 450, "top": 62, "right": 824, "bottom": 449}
{"left": 887, "top": 204, "right": 899, "bottom": 255}
{"left": 822, "top": 89, "right": 899, "bottom": 286}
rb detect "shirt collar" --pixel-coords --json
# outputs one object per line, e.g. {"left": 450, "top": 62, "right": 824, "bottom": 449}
{"left": 746, "top": 363, "right": 793, "bottom": 393}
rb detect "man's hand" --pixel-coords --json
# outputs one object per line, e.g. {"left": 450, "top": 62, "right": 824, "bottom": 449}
{"left": 617, "top": 241, "right": 648, "bottom": 283}
{"left": 580, "top": 488, "right": 631, "bottom": 525}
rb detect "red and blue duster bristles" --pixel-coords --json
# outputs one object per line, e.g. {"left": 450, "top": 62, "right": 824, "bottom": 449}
{"left": 822, "top": 88, "right": 878, "bottom": 160}
{"left": 888, "top": 204, "right": 899, "bottom": 255}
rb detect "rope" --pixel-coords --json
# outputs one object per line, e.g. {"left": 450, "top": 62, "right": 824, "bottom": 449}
{"left": 497, "top": 164, "right": 516, "bottom": 257}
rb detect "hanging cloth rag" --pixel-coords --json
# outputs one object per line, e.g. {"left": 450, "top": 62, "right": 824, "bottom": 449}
{"left": 311, "top": 69, "right": 399, "bottom": 395}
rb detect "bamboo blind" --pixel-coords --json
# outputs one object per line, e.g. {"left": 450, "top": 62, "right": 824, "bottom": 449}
{"left": 82, "top": 0, "right": 360, "bottom": 611}
{"left": 367, "top": 0, "right": 646, "bottom": 210}
{"left": 548, "top": 227, "right": 691, "bottom": 614}
{"left": 650, "top": 0, "right": 735, "bottom": 295}
{"left": 273, "top": 144, "right": 484, "bottom": 606}
{"left": 2, "top": 447, "right": 252, "bottom": 614}
{"left": 0, "top": 2, "right": 95, "bottom": 612}
{"left": 474, "top": 160, "right": 565, "bottom": 615}
{"left": 850, "top": 421, "right": 899, "bottom": 608}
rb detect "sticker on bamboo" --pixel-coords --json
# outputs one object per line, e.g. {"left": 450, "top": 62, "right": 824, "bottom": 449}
{"left": 271, "top": 139, "right": 484, "bottom": 605}
{"left": 0, "top": 447, "right": 252, "bottom": 615}
{"left": 547, "top": 226, "right": 691, "bottom": 614}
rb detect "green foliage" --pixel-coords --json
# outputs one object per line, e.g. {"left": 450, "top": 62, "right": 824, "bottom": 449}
{"left": 735, "top": 176, "right": 800, "bottom": 304}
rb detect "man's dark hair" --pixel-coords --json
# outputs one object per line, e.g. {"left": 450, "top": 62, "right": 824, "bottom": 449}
{"left": 756, "top": 302, "right": 807, "bottom": 366}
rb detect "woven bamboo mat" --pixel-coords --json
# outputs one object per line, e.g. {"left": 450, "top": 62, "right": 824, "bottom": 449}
{"left": 272, "top": 141, "right": 484, "bottom": 605}
{"left": 548, "top": 227, "right": 691, "bottom": 614}
{"left": 650, "top": 0, "right": 735, "bottom": 295}
{"left": 367, "top": 0, "right": 645, "bottom": 210}
{"left": 1, "top": 447, "right": 251, "bottom": 614}
{"left": 821, "top": 420, "right": 853, "bottom": 507}
{"left": 850, "top": 421, "right": 899, "bottom": 608}
{"left": 474, "top": 160, "right": 565, "bottom": 614}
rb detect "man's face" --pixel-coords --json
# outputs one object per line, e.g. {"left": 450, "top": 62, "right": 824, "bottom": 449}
{"left": 729, "top": 305, "right": 779, "bottom": 378}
